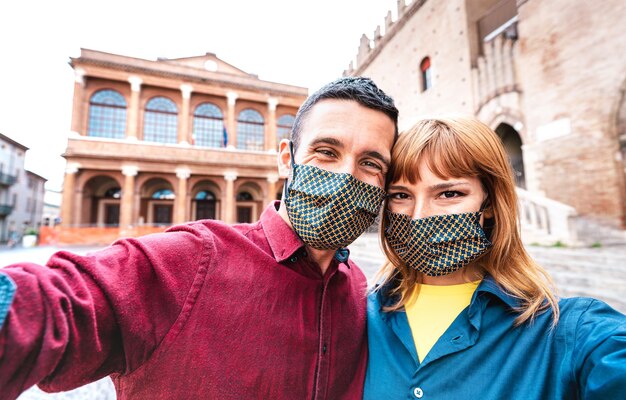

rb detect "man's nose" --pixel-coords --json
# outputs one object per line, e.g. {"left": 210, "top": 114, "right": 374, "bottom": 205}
{"left": 336, "top": 160, "right": 357, "bottom": 176}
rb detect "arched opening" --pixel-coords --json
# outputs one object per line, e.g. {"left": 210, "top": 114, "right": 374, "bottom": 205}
{"left": 191, "top": 180, "right": 221, "bottom": 221}
{"left": 236, "top": 182, "right": 263, "bottom": 223}
{"left": 81, "top": 175, "right": 121, "bottom": 226}
{"left": 140, "top": 178, "right": 175, "bottom": 225}
{"left": 88, "top": 89, "right": 127, "bottom": 139}
{"left": 495, "top": 122, "right": 526, "bottom": 188}
{"left": 420, "top": 57, "right": 432, "bottom": 92}
{"left": 237, "top": 109, "right": 265, "bottom": 151}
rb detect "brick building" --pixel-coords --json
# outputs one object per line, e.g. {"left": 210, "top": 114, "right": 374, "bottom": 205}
{"left": 345, "top": 0, "right": 626, "bottom": 234}
{"left": 61, "top": 49, "right": 306, "bottom": 242}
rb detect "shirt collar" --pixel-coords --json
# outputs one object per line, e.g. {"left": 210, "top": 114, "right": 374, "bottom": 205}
{"left": 260, "top": 201, "right": 353, "bottom": 267}
{"left": 373, "top": 274, "right": 521, "bottom": 310}
{"left": 260, "top": 201, "right": 305, "bottom": 263}
{"left": 474, "top": 275, "right": 522, "bottom": 310}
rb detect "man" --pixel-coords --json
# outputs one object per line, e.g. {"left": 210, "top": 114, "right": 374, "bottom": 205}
{"left": 0, "top": 77, "right": 398, "bottom": 399}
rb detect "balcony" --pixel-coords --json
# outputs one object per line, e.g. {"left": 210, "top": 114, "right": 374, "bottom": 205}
{"left": 64, "top": 136, "right": 280, "bottom": 176}
{"left": 0, "top": 172, "right": 17, "bottom": 186}
{"left": 0, "top": 204, "right": 13, "bottom": 216}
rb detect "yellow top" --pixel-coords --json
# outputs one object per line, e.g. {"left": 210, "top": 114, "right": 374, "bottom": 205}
{"left": 405, "top": 281, "right": 480, "bottom": 362}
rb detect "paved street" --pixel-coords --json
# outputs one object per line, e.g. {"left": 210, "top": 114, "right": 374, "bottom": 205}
{"left": 2, "top": 237, "right": 626, "bottom": 399}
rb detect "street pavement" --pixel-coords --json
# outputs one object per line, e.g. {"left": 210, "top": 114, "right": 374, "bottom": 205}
{"left": 2, "top": 236, "right": 626, "bottom": 399}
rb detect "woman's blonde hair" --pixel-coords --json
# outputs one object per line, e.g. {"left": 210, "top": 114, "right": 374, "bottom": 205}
{"left": 377, "top": 115, "right": 559, "bottom": 325}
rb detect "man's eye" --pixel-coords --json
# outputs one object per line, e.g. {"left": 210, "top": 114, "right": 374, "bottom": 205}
{"left": 362, "top": 160, "right": 382, "bottom": 171}
{"left": 317, "top": 149, "right": 336, "bottom": 157}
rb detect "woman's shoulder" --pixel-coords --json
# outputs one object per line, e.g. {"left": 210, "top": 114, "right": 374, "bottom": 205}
{"left": 558, "top": 296, "right": 626, "bottom": 337}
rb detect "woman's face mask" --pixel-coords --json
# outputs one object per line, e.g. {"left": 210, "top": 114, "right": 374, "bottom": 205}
{"left": 384, "top": 160, "right": 492, "bottom": 276}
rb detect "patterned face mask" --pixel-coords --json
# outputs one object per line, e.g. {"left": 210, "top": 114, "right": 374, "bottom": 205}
{"left": 385, "top": 207, "right": 492, "bottom": 276}
{"left": 283, "top": 142, "right": 386, "bottom": 250}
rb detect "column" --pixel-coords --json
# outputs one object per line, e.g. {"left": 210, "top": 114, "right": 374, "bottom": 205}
{"left": 126, "top": 76, "right": 142, "bottom": 140}
{"left": 179, "top": 84, "right": 193, "bottom": 145}
{"left": 265, "top": 174, "right": 279, "bottom": 205}
{"left": 223, "top": 172, "right": 237, "bottom": 224}
{"left": 60, "top": 163, "right": 79, "bottom": 226}
{"left": 120, "top": 165, "right": 138, "bottom": 230}
{"left": 70, "top": 68, "right": 86, "bottom": 134}
{"left": 174, "top": 168, "right": 191, "bottom": 224}
{"left": 226, "top": 91, "right": 238, "bottom": 149}
{"left": 267, "top": 97, "right": 278, "bottom": 152}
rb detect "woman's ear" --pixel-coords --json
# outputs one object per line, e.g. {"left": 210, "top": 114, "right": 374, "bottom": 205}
{"left": 277, "top": 139, "right": 292, "bottom": 179}
{"left": 483, "top": 204, "right": 494, "bottom": 219}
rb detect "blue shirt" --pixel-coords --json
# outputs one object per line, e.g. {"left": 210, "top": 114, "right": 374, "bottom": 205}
{"left": 365, "top": 276, "right": 626, "bottom": 400}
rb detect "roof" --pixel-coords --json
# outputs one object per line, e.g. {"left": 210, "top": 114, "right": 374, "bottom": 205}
{"left": 0, "top": 133, "right": 29, "bottom": 151}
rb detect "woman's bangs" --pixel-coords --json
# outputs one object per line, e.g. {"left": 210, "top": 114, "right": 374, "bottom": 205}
{"left": 422, "top": 133, "right": 478, "bottom": 180}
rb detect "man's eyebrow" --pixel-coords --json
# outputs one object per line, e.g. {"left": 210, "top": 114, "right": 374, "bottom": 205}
{"left": 309, "top": 137, "right": 343, "bottom": 147}
{"left": 429, "top": 181, "right": 470, "bottom": 190}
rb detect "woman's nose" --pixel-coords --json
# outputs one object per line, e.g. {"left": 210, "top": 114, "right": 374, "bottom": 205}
{"left": 412, "top": 201, "right": 431, "bottom": 220}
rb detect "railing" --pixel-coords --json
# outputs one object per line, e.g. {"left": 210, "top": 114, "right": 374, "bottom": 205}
{"left": 471, "top": 22, "right": 519, "bottom": 111}
{"left": 0, "top": 204, "right": 13, "bottom": 216}
{"left": 0, "top": 172, "right": 17, "bottom": 186}
{"left": 516, "top": 188, "right": 578, "bottom": 245}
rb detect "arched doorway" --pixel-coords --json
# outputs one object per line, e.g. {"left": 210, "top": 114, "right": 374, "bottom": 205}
{"left": 140, "top": 178, "right": 175, "bottom": 225}
{"left": 235, "top": 182, "right": 263, "bottom": 223}
{"left": 495, "top": 123, "right": 526, "bottom": 188}
{"left": 81, "top": 175, "right": 121, "bottom": 226}
{"left": 191, "top": 180, "right": 221, "bottom": 221}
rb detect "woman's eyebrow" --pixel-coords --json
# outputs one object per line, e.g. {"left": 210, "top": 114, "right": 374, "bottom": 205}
{"left": 429, "top": 181, "right": 470, "bottom": 190}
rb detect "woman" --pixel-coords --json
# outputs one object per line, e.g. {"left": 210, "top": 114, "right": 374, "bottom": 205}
{"left": 364, "top": 116, "right": 626, "bottom": 399}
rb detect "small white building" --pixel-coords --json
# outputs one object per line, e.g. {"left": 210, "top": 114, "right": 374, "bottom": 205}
{"left": 0, "top": 133, "right": 47, "bottom": 242}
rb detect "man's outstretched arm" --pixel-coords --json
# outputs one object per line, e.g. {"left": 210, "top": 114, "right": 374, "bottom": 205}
{"left": 0, "top": 224, "right": 212, "bottom": 399}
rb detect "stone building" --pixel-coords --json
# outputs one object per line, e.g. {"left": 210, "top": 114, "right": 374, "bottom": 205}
{"left": 0, "top": 133, "right": 47, "bottom": 242}
{"left": 345, "top": 0, "right": 626, "bottom": 242}
{"left": 61, "top": 49, "right": 306, "bottom": 242}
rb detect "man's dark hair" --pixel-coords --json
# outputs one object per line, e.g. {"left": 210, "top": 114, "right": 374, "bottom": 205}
{"left": 291, "top": 76, "right": 399, "bottom": 152}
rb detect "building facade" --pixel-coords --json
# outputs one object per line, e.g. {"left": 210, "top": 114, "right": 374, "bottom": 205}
{"left": 0, "top": 134, "right": 47, "bottom": 242}
{"left": 62, "top": 49, "right": 306, "bottom": 242}
{"left": 345, "top": 0, "right": 626, "bottom": 233}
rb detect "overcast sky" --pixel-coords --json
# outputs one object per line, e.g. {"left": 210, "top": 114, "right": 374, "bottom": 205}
{"left": 0, "top": 0, "right": 402, "bottom": 191}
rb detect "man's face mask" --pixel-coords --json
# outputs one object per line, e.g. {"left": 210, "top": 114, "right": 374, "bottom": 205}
{"left": 283, "top": 142, "right": 386, "bottom": 250}
{"left": 384, "top": 207, "right": 492, "bottom": 276}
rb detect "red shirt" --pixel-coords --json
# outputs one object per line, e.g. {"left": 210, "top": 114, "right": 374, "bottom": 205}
{"left": 0, "top": 202, "right": 368, "bottom": 399}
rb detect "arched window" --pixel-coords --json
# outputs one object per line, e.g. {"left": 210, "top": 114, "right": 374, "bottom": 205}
{"left": 152, "top": 189, "right": 175, "bottom": 200}
{"left": 236, "top": 191, "right": 254, "bottom": 201}
{"left": 195, "top": 190, "right": 216, "bottom": 200}
{"left": 420, "top": 57, "right": 432, "bottom": 92}
{"left": 88, "top": 90, "right": 127, "bottom": 139}
{"left": 143, "top": 97, "right": 178, "bottom": 144}
{"left": 237, "top": 109, "right": 265, "bottom": 151}
{"left": 194, "top": 190, "right": 216, "bottom": 220}
{"left": 276, "top": 114, "right": 295, "bottom": 143}
{"left": 193, "top": 103, "right": 224, "bottom": 148}
{"left": 104, "top": 187, "right": 121, "bottom": 199}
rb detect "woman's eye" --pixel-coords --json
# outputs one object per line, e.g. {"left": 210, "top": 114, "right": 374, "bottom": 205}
{"left": 388, "top": 192, "right": 409, "bottom": 200}
{"left": 440, "top": 191, "right": 462, "bottom": 198}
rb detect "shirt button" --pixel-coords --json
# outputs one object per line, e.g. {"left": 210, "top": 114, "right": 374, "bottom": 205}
{"left": 413, "top": 387, "right": 423, "bottom": 398}
{"left": 289, "top": 256, "right": 298, "bottom": 263}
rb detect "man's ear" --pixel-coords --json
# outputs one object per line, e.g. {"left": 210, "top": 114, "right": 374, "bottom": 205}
{"left": 277, "top": 139, "right": 292, "bottom": 179}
